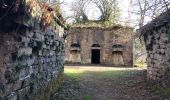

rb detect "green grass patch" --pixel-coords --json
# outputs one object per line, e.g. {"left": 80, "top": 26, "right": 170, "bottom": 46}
{"left": 83, "top": 70, "right": 137, "bottom": 80}
{"left": 64, "top": 69, "right": 83, "bottom": 80}
{"left": 63, "top": 67, "right": 144, "bottom": 100}
{"left": 81, "top": 94, "right": 92, "bottom": 100}
{"left": 63, "top": 68, "right": 137, "bottom": 100}
{"left": 64, "top": 68, "right": 138, "bottom": 80}
{"left": 63, "top": 69, "right": 93, "bottom": 100}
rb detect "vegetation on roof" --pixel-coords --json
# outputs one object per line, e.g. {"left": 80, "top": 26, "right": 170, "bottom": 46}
{"left": 71, "top": 20, "right": 133, "bottom": 30}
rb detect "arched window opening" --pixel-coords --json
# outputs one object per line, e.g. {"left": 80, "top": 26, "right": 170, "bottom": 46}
{"left": 112, "top": 44, "right": 125, "bottom": 66}
{"left": 69, "top": 43, "right": 81, "bottom": 63}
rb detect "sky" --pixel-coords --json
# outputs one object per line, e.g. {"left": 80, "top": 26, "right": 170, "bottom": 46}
{"left": 61, "top": 0, "right": 133, "bottom": 25}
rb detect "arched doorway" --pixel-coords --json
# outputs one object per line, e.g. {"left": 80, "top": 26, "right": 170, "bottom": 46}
{"left": 91, "top": 44, "right": 101, "bottom": 64}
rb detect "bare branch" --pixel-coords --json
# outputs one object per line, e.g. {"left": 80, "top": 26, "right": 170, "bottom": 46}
{"left": 70, "top": 0, "right": 90, "bottom": 22}
{"left": 92, "top": 0, "right": 120, "bottom": 22}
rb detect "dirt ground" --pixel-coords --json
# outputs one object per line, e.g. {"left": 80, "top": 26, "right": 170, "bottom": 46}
{"left": 51, "top": 65, "right": 167, "bottom": 100}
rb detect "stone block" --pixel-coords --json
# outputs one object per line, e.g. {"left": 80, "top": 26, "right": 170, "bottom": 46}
{"left": 52, "top": 56, "right": 56, "bottom": 62}
{"left": 18, "top": 48, "right": 32, "bottom": 57}
{"left": 33, "top": 32, "right": 45, "bottom": 41}
{"left": 17, "top": 86, "right": 30, "bottom": 100}
{"left": 7, "top": 92, "right": 17, "bottom": 100}
{"left": 13, "top": 80, "right": 22, "bottom": 91}
{"left": 17, "top": 56, "right": 34, "bottom": 67}
{"left": 19, "top": 66, "right": 33, "bottom": 81}
{"left": 52, "top": 71, "right": 58, "bottom": 78}
{"left": 22, "top": 37, "right": 30, "bottom": 43}
{"left": 49, "top": 51, "right": 55, "bottom": 56}
{"left": 26, "top": 31, "right": 34, "bottom": 38}
{"left": 38, "top": 50, "right": 43, "bottom": 56}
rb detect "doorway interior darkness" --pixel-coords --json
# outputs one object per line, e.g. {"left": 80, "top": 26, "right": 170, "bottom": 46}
{"left": 91, "top": 49, "right": 100, "bottom": 64}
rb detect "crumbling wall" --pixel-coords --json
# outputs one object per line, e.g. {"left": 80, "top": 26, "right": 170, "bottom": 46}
{"left": 143, "top": 24, "right": 170, "bottom": 86}
{"left": 140, "top": 10, "right": 170, "bottom": 87}
{"left": 0, "top": 28, "right": 64, "bottom": 100}
{"left": 0, "top": 0, "right": 65, "bottom": 99}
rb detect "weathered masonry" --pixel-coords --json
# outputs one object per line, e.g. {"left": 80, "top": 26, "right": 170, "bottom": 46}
{"left": 0, "top": 0, "right": 66, "bottom": 99}
{"left": 65, "top": 26, "right": 133, "bottom": 66}
{"left": 140, "top": 10, "right": 170, "bottom": 86}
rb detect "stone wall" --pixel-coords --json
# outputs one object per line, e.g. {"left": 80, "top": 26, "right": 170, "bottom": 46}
{"left": 140, "top": 10, "right": 170, "bottom": 86}
{"left": 0, "top": 0, "right": 65, "bottom": 99}
{"left": 0, "top": 28, "right": 65, "bottom": 100}
{"left": 65, "top": 27, "right": 133, "bottom": 66}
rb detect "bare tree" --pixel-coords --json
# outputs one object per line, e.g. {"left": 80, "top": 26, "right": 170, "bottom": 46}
{"left": 131, "top": 0, "right": 170, "bottom": 65}
{"left": 135, "top": 0, "right": 148, "bottom": 28}
{"left": 92, "top": 0, "right": 120, "bottom": 22}
{"left": 131, "top": 0, "right": 170, "bottom": 28}
{"left": 161, "top": 0, "right": 170, "bottom": 10}
{"left": 71, "top": 0, "right": 90, "bottom": 22}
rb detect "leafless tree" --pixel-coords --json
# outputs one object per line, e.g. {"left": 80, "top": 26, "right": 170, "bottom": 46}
{"left": 161, "top": 0, "right": 170, "bottom": 10}
{"left": 133, "top": 0, "right": 148, "bottom": 28}
{"left": 71, "top": 0, "right": 90, "bottom": 22}
{"left": 131, "top": 0, "right": 170, "bottom": 28}
{"left": 92, "top": 0, "right": 120, "bottom": 22}
{"left": 131, "top": 0, "right": 170, "bottom": 64}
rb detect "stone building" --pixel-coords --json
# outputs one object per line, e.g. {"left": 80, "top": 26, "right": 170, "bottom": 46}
{"left": 65, "top": 26, "right": 133, "bottom": 66}
{"left": 0, "top": 0, "right": 66, "bottom": 99}
{"left": 140, "top": 10, "right": 170, "bottom": 86}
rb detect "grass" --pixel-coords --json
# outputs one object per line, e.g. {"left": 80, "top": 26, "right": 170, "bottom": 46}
{"left": 64, "top": 67, "right": 140, "bottom": 81}
{"left": 63, "top": 67, "right": 143, "bottom": 100}
{"left": 61, "top": 74, "right": 92, "bottom": 100}
{"left": 64, "top": 67, "right": 170, "bottom": 100}
{"left": 89, "top": 70, "right": 138, "bottom": 79}
{"left": 64, "top": 68, "right": 83, "bottom": 80}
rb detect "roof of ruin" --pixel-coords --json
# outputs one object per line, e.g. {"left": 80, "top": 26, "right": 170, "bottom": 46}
{"left": 70, "top": 24, "right": 133, "bottom": 30}
{"left": 139, "top": 9, "right": 170, "bottom": 35}
{"left": 70, "top": 20, "right": 133, "bottom": 30}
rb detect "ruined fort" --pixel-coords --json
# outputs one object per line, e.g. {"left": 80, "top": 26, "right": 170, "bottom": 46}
{"left": 0, "top": 0, "right": 170, "bottom": 99}
{"left": 65, "top": 26, "right": 133, "bottom": 66}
